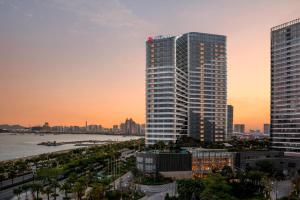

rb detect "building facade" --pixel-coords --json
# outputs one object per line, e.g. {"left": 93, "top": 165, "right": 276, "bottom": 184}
{"left": 263, "top": 124, "right": 270, "bottom": 135}
{"left": 146, "top": 35, "right": 188, "bottom": 145}
{"left": 236, "top": 151, "right": 300, "bottom": 177}
{"left": 181, "top": 148, "right": 234, "bottom": 178}
{"left": 227, "top": 105, "right": 234, "bottom": 139}
{"left": 136, "top": 149, "right": 300, "bottom": 178}
{"left": 271, "top": 18, "right": 300, "bottom": 152}
{"left": 136, "top": 151, "right": 192, "bottom": 173}
{"left": 234, "top": 124, "right": 245, "bottom": 134}
{"left": 146, "top": 33, "right": 227, "bottom": 145}
{"left": 120, "top": 118, "right": 140, "bottom": 135}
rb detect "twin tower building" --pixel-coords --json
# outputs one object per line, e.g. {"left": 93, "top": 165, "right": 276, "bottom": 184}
{"left": 146, "top": 32, "right": 227, "bottom": 145}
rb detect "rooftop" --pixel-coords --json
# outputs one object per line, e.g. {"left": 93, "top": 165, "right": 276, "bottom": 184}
{"left": 139, "top": 149, "right": 190, "bottom": 154}
{"left": 271, "top": 18, "right": 300, "bottom": 31}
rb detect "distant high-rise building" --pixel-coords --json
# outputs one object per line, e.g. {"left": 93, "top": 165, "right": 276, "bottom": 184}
{"left": 86, "top": 125, "right": 102, "bottom": 133}
{"left": 249, "top": 129, "right": 261, "bottom": 134}
{"left": 234, "top": 124, "right": 245, "bottom": 134}
{"left": 51, "top": 126, "right": 64, "bottom": 133}
{"left": 227, "top": 105, "right": 234, "bottom": 139}
{"left": 140, "top": 124, "right": 145, "bottom": 135}
{"left": 112, "top": 125, "right": 119, "bottom": 133}
{"left": 120, "top": 118, "right": 139, "bottom": 135}
{"left": 263, "top": 124, "right": 270, "bottom": 135}
{"left": 270, "top": 18, "right": 300, "bottom": 152}
{"left": 146, "top": 32, "right": 227, "bottom": 145}
{"left": 42, "top": 122, "right": 51, "bottom": 132}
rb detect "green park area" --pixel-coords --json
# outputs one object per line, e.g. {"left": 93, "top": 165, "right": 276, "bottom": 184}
{"left": 0, "top": 139, "right": 144, "bottom": 200}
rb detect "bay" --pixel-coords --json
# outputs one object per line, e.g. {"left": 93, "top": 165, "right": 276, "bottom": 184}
{"left": 0, "top": 133, "right": 141, "bottom": 161}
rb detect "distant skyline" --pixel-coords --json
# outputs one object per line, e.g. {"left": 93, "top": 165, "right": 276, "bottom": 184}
{"left": 0, "top": 0, "right": 300, "bottom": 131}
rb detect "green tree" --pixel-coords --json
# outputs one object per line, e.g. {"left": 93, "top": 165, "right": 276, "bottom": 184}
{"left": 220, "top": 166, "right": 234, "bottom": 180}
{"left": 22, "top": 184, "right": 30, "bottom": 200}
{"left": 73, "top": 181, "right": 86, "bottom": 200}
{"left": 255, "top": 160, "right": 275, "bottom": 177}
{"left": 200, "top": 174, "right": 236, "bottom": 200}
{"left": 177, "top": 179, "right": 203, "bottom": 200}
{"left": 13, "top": 187, "right": 22, "bottom": 200}
{"left": 50, "top": 180, "right": 60, "bottom": 200}
{"left": 0, "top": 173, "right": 5, "bottom": 188}
{"left": 30, "top": 182, "right": 43, "bottom": 200}
{"left": 43, "top": 186, "right": 53, "bottom": 200}
{"left": 37, "top": 167, "right": 63, "bottom": 184}
{"left": 8, "top": 169, "right": 16, "bottom": 185}
{"left": 152, "top": 141, "right": 167, "bottom": 150}
{"left": 60, "top": 181, "right": 71, "bottom": 200}
{"left": 86, "top": 183, "right": 105, "bottom": 200}
{"left": 14, "top": 160, "right": 28, "bottom": 173}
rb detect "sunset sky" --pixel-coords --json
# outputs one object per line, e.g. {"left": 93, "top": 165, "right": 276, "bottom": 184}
{"left": 0, "top": 0, "right": 300, "bottom": 130}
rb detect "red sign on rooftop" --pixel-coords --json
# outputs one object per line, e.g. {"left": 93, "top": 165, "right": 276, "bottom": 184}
{"left": 147, "top": 37, "right": 153, "bottom": 43}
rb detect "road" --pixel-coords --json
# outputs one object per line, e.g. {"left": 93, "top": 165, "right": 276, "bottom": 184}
{"left": 0, "top": 173, "right": 34, "bottom": 200}
{"left": 1, "top": 173, "right": 33, "bottom": 190}
{"left": 0, "top": 182, "right": 30, "bottom": 200}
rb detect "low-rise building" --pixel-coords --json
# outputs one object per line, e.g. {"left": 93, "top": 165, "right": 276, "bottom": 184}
{"left": 187, "top": 148, "right": 235, "bottom": 178}
{"left": 236, "top": 151, "right": 300, "bottom": 177}
{"left": 136, "top": 150, "right": 192, "bottom": 175}
{"left": 136, "top": 148, "right": 300, "bottom": 179}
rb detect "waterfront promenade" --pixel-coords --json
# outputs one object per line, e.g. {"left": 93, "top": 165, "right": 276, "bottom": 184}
{"left": 0, "top": 139, "right": 143, "bottom": 200}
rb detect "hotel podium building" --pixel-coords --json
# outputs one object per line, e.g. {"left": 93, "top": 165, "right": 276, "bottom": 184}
{"left": 146, "top": 33, "right": 227, "bottom": 145}
{"left": 271, "top": 18, "right": 300, "bottom": 152}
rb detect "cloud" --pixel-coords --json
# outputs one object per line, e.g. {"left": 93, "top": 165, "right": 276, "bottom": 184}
{"left": 0, "top": 0, "right": 33, "bottom": 18}
{"left": 51, "top": 0, "right": 152, "bottom": 34}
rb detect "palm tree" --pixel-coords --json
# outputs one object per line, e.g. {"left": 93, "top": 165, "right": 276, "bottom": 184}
{"left": 22, "top": 184, "right": 30, "bottom": 200}
{"left": 51, "top": 180, "right": 60, "bottom": 200}
{"left": 13, "top": 187, "right": 22, "bottom": 200}
{"left": 43, "top": 186, "right": 53, "bottom": 200}
{"left": 60, "top": 181, "right": 71, "bottom": 200}
{"left": 0, "top": 173, "right": 5, "bottom": 189}
{"left": 30, "top": 182, "right": 43, "bottom": 200}
{"left": 8, "top": 169, "right": 16, "bottom": 185}
{"left": 73, "top": 181, "right": 85, "bottom": 200}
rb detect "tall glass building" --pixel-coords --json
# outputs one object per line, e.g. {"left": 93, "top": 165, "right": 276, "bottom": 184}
{"left": 184, "top": 33, "right": 227, "bottom": 142}
{"left": 146, "top": 32, "right": 227, "bottom": 145}
{"left": 146, "top": 36, "right": 188, "bottom": 145}
{"left": 271, "top": 18, "right": 300, "bottom": 152}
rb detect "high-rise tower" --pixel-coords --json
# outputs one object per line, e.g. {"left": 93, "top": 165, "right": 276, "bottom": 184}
{"left": 146, "top": 36, "right": 188, "bottom": 145}
{"left": 145, "top": 33, "right": 227, "bottom": 145}
{"left": 271, "top": 18, "right": 300, "bottom": 152}
{"left": 184, "top": 33, "right": 227, "bottom": 142}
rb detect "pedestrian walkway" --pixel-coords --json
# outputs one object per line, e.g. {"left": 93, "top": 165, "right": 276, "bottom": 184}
{"left": 111, "top": 171, "right": 133, "bottom": 190}
{"left": 270, "top": 180, "right": 292, "bottom": 200}
{"left": 138, "top": 182, "right": 176, "bottom": 200}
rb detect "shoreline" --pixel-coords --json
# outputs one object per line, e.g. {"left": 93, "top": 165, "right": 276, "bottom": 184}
{"left": 0, "top": 132, "right": 144, "bottom": 137}
{"left": 0, "top": 134, "right": 143, "bottom": 163}
{"left": 0, "top": 146, "right": 86, "bottom": 163}
{"left": 0, "top": 141, "right": 117, "bottom": 163}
